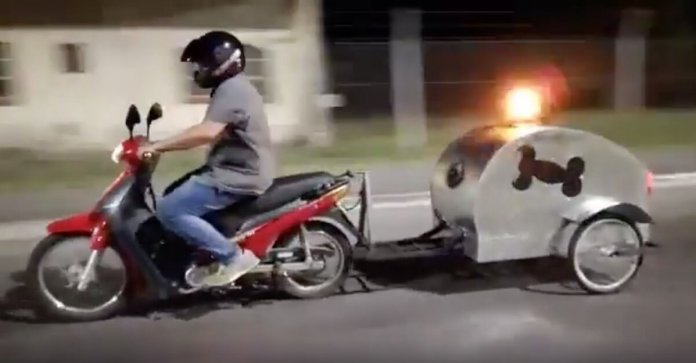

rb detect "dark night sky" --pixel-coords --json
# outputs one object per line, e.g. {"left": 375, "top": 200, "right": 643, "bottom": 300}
{"left": 322, "top": 0, "right": 696, "bottom": 41}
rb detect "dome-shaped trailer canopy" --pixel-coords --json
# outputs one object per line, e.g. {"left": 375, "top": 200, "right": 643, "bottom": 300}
{"left": 430, "top": 122, "right": 652, "bottom": 263}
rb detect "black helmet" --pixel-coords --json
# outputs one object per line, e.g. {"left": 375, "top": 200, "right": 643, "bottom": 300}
{"left": 180, "top": 30, "right": 246, "bottom": 89}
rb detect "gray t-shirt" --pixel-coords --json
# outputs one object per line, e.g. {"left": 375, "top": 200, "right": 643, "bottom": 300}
{"left": 193, "top": 73, "right": 275, "bottom": 195}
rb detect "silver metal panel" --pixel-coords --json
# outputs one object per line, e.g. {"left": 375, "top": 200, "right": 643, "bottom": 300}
{"left": 560, "top": 196, "right": 624, "bottom": 222}
{"left": 430, "top": 123, "right": 651, "bottom": 263}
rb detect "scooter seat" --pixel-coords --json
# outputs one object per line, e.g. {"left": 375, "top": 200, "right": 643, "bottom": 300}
{"left": 248, "top": 172, "right": 335, "bottom": 213}
{"left": 210, "top": 171, "right": 335, "bottom": 218}
{"left": 206, "top": 171, "right": 338, "bottom": 237}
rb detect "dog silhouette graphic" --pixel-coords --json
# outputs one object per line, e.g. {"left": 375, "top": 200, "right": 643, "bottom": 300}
{"left": 512, "top": 144, "right": 585, "bottom": 197}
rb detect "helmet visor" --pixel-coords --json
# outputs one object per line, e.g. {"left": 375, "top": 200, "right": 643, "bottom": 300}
{"left": 181, "top": 38, "right": 208, "bottom": 63}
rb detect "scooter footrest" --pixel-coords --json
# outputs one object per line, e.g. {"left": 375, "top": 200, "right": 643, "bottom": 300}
{"left": 192, "top": 250, "right": 219, "bottom": 267}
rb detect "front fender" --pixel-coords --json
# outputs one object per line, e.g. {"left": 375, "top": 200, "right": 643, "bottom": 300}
{"left": 46, "top": 211, "right": 101, "bottom": 234}
{"left": 46, "top": 211, "right": 110, "bottom": 250}
{"left": 561, "top": 197, "right": 653, "bottom": 224}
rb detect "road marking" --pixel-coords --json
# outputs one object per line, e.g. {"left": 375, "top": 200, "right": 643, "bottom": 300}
{"left": 0, "top": 220, "right": 50, "bottom": 242}
{"left": 653, "top": 173, "right": 696, "bottom": 187}
{"left": 363, "top": 173, "right": 696, "bottom": 200}
{"left": 654, "top": 172, "right": 696, "bottom": 181}
{"left": 2, "top": 172, "right": 696, "bottom": 243}
{"left": 373, "top": 200, "right": 432, "bottom": 209}
{"left": 370, "top": 191, "right": 430, "bottom": 199}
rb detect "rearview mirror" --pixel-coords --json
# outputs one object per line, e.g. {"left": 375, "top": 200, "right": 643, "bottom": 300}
{"left": 125, "top": 104, "right": 141, "bottom": 139}
{"left": 146, "top": 103, "right": 163, "bottom": 124}
{"left": 145, "top": 103, "right": 163, "bottom": 139}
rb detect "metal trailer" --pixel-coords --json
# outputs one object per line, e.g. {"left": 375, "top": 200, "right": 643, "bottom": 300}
{"left": 347, "top": 122, "right": 653, "bottom": 294}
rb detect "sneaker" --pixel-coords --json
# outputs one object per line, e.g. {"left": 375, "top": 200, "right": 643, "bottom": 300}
{"left": 200, "top": 249, "right": 261, "bottom": 287}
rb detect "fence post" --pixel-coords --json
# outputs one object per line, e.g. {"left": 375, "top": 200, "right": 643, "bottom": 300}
{"left": 293, "top": 0, "right": 334, "bottom": 146}
{"left": 614, "top": 8, "right": 653, "bottom": 110}
{"left": 390, "top": 8, "right": 427, "bottom": 150}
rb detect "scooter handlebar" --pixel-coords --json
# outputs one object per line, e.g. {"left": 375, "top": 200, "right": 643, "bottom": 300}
{"left": 334, "top": 170, "right": 354, "bottom": 183}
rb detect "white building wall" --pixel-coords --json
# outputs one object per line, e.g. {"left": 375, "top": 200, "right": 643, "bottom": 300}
{"left": 0, "top": 27, "right": 308, "bottom": 149}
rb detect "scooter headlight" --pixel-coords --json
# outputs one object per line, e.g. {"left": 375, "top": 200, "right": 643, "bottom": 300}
{"left": 110, "top": 143, "right": 124, "bottom": 164}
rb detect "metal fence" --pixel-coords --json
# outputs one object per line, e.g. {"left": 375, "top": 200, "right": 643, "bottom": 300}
{"left": 326, "top": 38, "right": 696, "bottom": 120}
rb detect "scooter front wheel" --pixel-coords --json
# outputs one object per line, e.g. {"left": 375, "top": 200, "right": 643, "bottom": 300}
{"left": 27, "top": 234, "right": 130, "bottom": 322}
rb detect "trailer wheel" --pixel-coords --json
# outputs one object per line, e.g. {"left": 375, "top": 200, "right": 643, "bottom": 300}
{"left": 568, "top": 214, "right": 643, "bottom": 294}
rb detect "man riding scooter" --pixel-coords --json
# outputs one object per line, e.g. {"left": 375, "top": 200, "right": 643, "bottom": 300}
{"left": 137, "top": 30, "right": 276, "bottom": 287}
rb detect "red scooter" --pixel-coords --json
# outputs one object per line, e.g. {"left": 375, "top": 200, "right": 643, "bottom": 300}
{"left": 26, "top": 103, "right": 359, "bottom": 322}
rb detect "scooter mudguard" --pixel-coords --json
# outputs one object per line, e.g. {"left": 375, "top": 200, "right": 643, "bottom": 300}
{"left": 46, "top": 212, "right": 101, "bottom": 235}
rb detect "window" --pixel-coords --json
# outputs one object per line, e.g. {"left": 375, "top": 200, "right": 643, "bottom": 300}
{"left": 59, "top": 43, "right": 86, "bottom": 73}
{"left": 244, "top": 44, "right": 271, "bottom": 102}
{"left": 182, "top": 43, "right": 271, "bottom": 104}
{"left": 0, "top": 42, "right": 13, "bottom": 106}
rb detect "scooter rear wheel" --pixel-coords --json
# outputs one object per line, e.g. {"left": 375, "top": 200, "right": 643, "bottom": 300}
{"left": 275, "top": 222, "right": 352, "bottom": 299}
{"left": 27, "top": 234, "right": 130, "bottom": 322}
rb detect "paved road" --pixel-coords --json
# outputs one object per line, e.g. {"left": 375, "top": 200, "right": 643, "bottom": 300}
{"left": 1, "top": 184, "right": 696, "bottom": 362}
{"left": 2, "top": 146, "right": 696, "bottom": 222}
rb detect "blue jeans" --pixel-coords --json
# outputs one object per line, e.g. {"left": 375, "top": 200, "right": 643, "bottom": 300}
{"left": 156, "top": 178, "right": 240, "bottom": 264}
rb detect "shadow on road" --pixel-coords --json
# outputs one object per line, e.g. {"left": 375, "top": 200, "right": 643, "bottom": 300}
{"left": 351, "top": 255, "right": 585, "bottom": 296}
{"left": 0, "top": 269, "right": 288, "bottom": 324}
{"left": 0, "top": 271, "right": 42, "bottom": 324}
{"left": 0, "top": 255, "right": 587, "bottom": 325}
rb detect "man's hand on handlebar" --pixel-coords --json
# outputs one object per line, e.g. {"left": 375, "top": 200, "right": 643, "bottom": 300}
{"left": 137, "top": 141, "right": 159, "bottom": 160}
